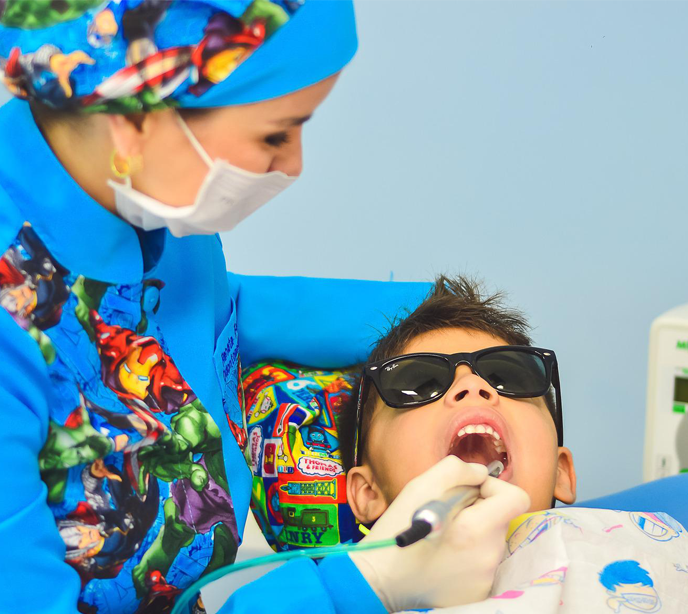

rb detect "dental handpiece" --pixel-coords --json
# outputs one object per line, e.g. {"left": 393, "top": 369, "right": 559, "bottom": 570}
{"left": 395, "top": 460, "right": 504, "bottom": 548}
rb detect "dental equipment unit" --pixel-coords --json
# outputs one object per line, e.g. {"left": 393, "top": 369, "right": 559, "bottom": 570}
{"left": 645, "top": 303, "right": 688, "bottom": 480}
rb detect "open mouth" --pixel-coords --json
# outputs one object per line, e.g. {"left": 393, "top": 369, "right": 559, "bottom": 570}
{"left": 448, "top": 423, "right": 509, "bottom": 472}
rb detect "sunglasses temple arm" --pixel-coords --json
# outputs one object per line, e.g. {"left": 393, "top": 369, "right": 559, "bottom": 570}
{"left": 553, "top": 363, "right": 564, "bottom": 447}
{"left": 353, "top": 375, "right": 366, "bottom": 467}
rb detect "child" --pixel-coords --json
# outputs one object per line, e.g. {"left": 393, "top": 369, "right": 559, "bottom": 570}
{"left": 337, "top": 275, "right": 688, "bottom": 613}
{"left": 338, "top": 274, "right": 576, "bottom": 517}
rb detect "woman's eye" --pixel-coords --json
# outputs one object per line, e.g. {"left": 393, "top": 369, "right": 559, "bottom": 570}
{"left": 264, "top": 131, "right": 291, "bottom": 147}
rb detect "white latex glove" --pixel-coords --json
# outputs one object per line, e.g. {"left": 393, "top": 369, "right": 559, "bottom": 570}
{"left": 349, "top": 455, "right": 530, "bottom": 613}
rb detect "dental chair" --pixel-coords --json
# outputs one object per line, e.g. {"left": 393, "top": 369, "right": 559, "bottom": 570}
{"left": 573, "top": 473, "right": 688, "bottom": 525}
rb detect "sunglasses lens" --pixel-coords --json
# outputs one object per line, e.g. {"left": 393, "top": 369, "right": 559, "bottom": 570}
{"left": 476, "top": 350, "right": 548, "bottom": 395}
{"left": 377, "top": 355, "right": 452, "bottom": 406}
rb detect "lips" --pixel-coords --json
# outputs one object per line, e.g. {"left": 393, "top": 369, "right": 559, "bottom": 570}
{"left": 445, "top": 409, "right": 512, "bottom": 480}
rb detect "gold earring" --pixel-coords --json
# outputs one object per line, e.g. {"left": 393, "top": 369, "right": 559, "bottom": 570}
{"left": 110, "top": 150, "right": 143, "bottom": 178}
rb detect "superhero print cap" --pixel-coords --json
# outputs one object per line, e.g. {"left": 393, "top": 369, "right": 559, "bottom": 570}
{"left": 0, "top": 0, "right": 357, "bottom": 113}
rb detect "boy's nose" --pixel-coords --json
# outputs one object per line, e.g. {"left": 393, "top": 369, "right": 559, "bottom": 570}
{"left": 447, "top": 366, "right": 498, "bottom": 404}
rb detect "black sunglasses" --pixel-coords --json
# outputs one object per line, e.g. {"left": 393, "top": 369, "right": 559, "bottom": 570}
{"left": 353, "top": 345, "right": 563, "bottom": 467}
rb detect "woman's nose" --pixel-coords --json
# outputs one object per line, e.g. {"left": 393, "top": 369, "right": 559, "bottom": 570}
{"left": 269, "top": 132, "right": 303, "bottom": 177}
{"left": 446, "top": 365, "right": 498, "bottom": 405}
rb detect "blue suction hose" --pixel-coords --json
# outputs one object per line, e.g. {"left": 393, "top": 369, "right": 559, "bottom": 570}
{"left": 170, "top": 539, "right": 396, "bottom": 614}
{"left": 171, "top": 460, "right": 503, "bottom": 614}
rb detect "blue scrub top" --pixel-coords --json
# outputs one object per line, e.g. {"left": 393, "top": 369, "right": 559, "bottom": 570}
{"left": 0, "top": 99, "right": 428, "bottom": 614}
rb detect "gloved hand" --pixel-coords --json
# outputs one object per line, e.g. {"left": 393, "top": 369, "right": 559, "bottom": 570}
{"left": 348, "top": 455, "right": 530, "bottom": 612}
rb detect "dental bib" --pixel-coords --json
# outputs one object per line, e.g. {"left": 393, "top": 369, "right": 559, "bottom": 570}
{"left": 405, "top": 508, "right": 688, "bottom": 614}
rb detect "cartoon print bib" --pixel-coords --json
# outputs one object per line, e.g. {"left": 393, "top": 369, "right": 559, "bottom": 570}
{"left": 402, "top": 508, "right": 688, "bottom": 614}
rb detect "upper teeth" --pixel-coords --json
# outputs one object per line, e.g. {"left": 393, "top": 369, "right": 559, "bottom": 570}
{"left": 458, "top": 423, "right": 500, "bottom": 440}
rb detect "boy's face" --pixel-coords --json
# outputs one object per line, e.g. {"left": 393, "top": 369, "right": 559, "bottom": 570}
{"left": 346, "top": 328, "right": 576, "bottom": 524}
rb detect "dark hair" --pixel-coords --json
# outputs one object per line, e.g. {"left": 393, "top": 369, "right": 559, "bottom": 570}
{"left": 28, "top": 100, "right": 211, "bottom": 135}
{"left": 29, "top": 100, "right": 88, "bottom": 132}
{"left": 338, "top": 274, "right": 555, "bottom": 472}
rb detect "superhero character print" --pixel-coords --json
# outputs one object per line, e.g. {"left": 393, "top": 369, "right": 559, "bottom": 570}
{"left": 0, "top": 0, "right": 303, "bottom": 113}
{"left": 0, "top": 223, "right": 69, "bottom": 361}
{"left": 0, "top": 224, "right": 242, "bottom": 614}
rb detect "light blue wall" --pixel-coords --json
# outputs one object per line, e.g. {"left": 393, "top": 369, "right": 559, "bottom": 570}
{"left": 221, "top": 1, "right": 688, "bottom": 501}
{"left": 2, "top": 2, "right": 685, "bottom": 502}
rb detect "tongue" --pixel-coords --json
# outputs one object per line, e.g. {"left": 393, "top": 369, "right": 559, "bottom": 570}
{"left": 449, "top": 433, "right": 507, "bottom": 467}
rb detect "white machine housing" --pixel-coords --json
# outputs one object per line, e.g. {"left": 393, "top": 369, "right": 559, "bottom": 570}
{"left": 644, "top": 303, "right": 688, "bottom": 481}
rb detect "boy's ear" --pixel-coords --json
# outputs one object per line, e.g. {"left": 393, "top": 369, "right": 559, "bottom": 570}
{"left": 554, "top": 446, "right": 577, "bottom": 505}
{"left": 346, "top": 465, "right": 389, "bottom": 524}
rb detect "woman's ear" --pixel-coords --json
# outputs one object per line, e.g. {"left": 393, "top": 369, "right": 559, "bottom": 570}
{"left": 554, "top": 446, "right": 577, "bottom": 504}
{"left": 107, "top": 112, "right": 155, "bottom": 159}
{"left": 346, "top": 465, "right": 389, "bottom": 524}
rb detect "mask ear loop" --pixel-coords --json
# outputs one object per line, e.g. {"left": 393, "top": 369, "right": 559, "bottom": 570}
{"left": 174, "top": 111, "right": 214, "bottom": 168}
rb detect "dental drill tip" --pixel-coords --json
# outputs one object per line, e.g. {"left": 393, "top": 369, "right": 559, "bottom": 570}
{"left": 486, "top": 460, "right": 504, "bottom": 477}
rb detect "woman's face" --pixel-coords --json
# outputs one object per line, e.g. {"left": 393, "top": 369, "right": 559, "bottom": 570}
{"left": 109, "top": 73, "right": 339, "bottom": 207}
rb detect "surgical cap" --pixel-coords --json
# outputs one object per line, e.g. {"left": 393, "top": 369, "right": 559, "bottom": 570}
{"left": 0, "top": 0, "right": 357, "bottom": 113}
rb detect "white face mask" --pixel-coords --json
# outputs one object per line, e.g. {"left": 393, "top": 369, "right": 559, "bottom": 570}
{"left": 108, "top": 113, "right": 297, "bottom": 238}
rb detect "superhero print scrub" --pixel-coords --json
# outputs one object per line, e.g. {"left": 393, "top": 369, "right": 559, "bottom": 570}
{"left": 0, "top": 2, "right": 429, "bottom": 613}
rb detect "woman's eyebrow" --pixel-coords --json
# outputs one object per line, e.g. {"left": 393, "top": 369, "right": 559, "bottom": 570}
{"left": 273, "top": 114, "right": 313, "bottom": 127}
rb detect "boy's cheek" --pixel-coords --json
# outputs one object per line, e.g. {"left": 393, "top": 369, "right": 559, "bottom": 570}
{"left": 380, "top": 446, "right": 438, "bottom": 502}
{"left": 366, "top": 421, "right": 413, "bottom": 498}
{"left": 525, "top": 481, "right": 557, "bottom": 511}
{"left": 374, "top": 437, "right": 442, "bottom": 503}
{"left": 511, "top": 443, "right": 560, "bottom": 511}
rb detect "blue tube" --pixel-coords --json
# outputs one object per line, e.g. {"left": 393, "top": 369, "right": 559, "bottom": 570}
{"left": 171, "top": 538, "right": 397, "bottom": 614}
